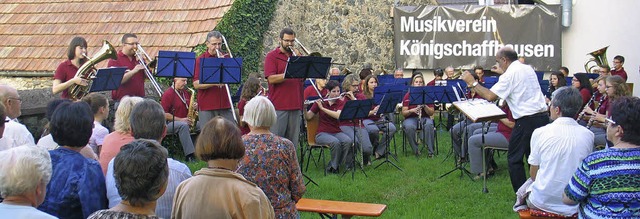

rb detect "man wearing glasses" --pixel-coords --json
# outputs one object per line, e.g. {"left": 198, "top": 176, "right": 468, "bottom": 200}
{"left": 522, "top": 87, "right": 593, "bottom": 216}
{"left": 610, "top": 55, "right": 628, "bottom": 82}
{"left": 193, "top": 30, "right": 235, "bottom": 125}
{"left": 264, "top": 27, "right": 304, "bottom": 148}
{"left": 0, "top": 85, "right": 35, "bottom": 151}
{"left": 107, "top": 33, "right": 146, "bottom": 102}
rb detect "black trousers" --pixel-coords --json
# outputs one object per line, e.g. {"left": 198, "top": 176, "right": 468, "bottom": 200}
{"left": 508, "top": 112, "right": 549, "bottom": 192}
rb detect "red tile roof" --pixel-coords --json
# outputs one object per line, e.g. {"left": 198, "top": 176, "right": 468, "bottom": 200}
{"left": 0, "top": 0, "right": 234, "bottom": 72}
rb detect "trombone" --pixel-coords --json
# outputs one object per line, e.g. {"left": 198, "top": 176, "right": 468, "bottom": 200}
{"left": 134, "top": 44, "right": 163, "bottom": 96}
{"left": 214, "top": 34, "right": 238, "bottom": 123}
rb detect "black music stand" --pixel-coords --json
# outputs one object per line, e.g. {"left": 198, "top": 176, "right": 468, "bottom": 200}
{"left": 156, "top": 51, "right": 196, "bottom": 78}
{"left": 200, "top": 57, "right": 242, "bottom": 85}
{"left": 340, "top": 99, "right": 374, "bottom": 179}
{"left": 373, "top": 85, "right": 406, "bottom": 157}
{"left": 408, "top": 86, "right": 438, "bottom": 157}
{"left": 286, "top": 56, "right": 332, "bottom": 187}
{"left": 89, "top": 67, "right": 127, "bottom": 93}
{"left": 373, "top": 93, "right": 403, "bottom": 171}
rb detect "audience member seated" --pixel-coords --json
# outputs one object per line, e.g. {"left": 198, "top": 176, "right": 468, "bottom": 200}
{"left": 519, "top": 87, "right": 593, "bottom": 216}
{"left": 82, "top": 93, "right": 110, "bottom": 156}
{"left": 106, "top": 99, "right": 191, "bottom": 218}
{"left": 160, "top": 77, "right": 197, "bottom": 161}
{"left": 89, "top": 139, "right": 169, "bottom": 219}
{"left": 0, "top": 85, "right": 35, "bottom": 151}
{"left": 563, "top": 96, "right": 640, "bottom": 218}
{"left": 237, "top": 96, "right": 306, "bottom": 218}
{"left": 0, "top": 103, "right": 6, "bottom": 139}
{"left": 172, "top": 117, "right": 275, "bottom": 219}
{"left": 37, "top": 101, "right": 108, "bottom": 218}
{"left": 37, "top": 99, "right": 98, "bottom": 160}
{"left": 0, "top": 146, "right": 56, "bottom": 218}
{"left": 99, "top": 96, "right": 143, "bottom": 174}
{"left": 468, "top": 104, "right": 514, "bottom": 179}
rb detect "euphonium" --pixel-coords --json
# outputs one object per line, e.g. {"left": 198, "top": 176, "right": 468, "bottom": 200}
{"left": 187, "top": 88, "right": 198, "bottom": 133}
{"left": 69, "top": 40, "right": 117, "bottom": 100}
{"left": 584, "top": 46, "right": 609, "bottom": 73}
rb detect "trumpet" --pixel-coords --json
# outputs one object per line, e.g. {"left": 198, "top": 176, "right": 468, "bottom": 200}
{"left": 134, "top": 44, "right": 163, "bottom": 96}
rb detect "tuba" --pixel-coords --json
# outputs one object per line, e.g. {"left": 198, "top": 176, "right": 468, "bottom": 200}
{"left": 186, "top": 87, "right": 198, "bottom": 133}
{"left": 584, "top": 46, "right": 609, "bottom": 73}
{"left": 69, "top": 40, "right": 117, "bottom": 100}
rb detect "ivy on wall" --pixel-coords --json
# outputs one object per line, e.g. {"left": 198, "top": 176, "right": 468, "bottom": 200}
{"left": 192, "top": 0, "right": 278, "bottom": 85}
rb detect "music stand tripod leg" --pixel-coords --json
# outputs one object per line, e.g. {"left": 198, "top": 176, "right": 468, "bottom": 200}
{"left": 439, "top": 119, "right": 475, "bottom": 180}
{"left": 374, "top": 121, "right": 403, "bottom": 171}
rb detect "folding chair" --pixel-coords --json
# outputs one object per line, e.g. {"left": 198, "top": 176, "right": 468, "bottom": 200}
{"left": 304, "top": 115, "right": 330, "bottom": 176}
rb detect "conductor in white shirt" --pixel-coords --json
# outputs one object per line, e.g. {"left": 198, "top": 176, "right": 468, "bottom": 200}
{"left": 461, "top": 47, "right": 549, "bottom": 192}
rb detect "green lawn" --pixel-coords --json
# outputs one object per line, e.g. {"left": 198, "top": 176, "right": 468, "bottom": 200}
{"left": 177, "top": 126, "right": 520, "bottom": 218}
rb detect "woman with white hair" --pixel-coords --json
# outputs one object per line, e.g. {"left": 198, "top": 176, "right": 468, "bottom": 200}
{"left": 0, "top": 146, "right": 56, "bottom": 218}
{"left": 237, "top": 96, "right": 306, "bottom": 218}
{"left": 98, "top": 95, "right": 144, "bottom": 174}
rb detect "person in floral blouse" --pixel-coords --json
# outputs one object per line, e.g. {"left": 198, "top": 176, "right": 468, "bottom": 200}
{"left": 237, "top": 96, "right": 306, "bottom": 218}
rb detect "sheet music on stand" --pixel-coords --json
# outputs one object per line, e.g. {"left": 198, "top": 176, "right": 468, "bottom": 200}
{"left": 452, "top": 99, "right": 506, "bottom": 123}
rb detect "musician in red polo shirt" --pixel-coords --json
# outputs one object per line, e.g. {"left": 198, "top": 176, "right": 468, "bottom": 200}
{"left": 52, "top": 36, "right": 89, "bottom": 99}
{"left": 611, "top": 55, "right": 628, "bottom": 81}
{"left": 264, "top": 28, "right": 305, "bottom": 147}
{"left": 160, "top": 77, "right": 196, "bottom": 162}
{"left": 107, "top": 33, "right": 146, "bottom": 102}
{"left": 193, "top": 30, "right": 235, "bottom": 125}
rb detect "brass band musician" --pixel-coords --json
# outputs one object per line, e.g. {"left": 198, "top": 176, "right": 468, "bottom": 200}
{"left": 160, "top": 77, "right": 196, "bottom": 162}
{"left": 108, "top": 33, "right": 147, "bottom": 101}
{"left": 52, "top": 36, "right": 89, "bottom": 99}
{"left": 264, "top": 28, "right": 304, "bottom": 148}
{"left": 402, "top": 73, "right": 435, "bottom": 157}
{"left": 193, "top": 31, "right": 235, "bottom": 125}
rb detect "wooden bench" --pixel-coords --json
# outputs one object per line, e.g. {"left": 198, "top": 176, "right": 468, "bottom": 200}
{"left": 296, "top": 198, "right": 387, "bottom": 218}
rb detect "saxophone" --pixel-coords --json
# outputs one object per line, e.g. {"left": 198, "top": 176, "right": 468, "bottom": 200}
{"left": 187, "top": 88, "right": 198, "bottom": 132}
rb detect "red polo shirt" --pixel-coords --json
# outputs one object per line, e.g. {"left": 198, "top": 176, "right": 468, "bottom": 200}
{"left": 497, "top": 105, "right": 514, "bottom": 141}
{"left": 108, "top": 51, "right": 146, "bottom": 101}
{"left": 54, "top": 60, "right": 79, "bottom": 99}
{"left": 237, "top": 98, "right": 250, "bottom": 135}
{"left": 264, "top": 47, "right": 304, "bottom": 111}
{"left": 310, "top": 99, "right": 344, "bottom": 134}
{"left": 402, "top": 92, "right": 433, "bottom": 119}
{"left": 160, "top": 87, "right": 191, "bottom": 118}
{"left": 611, "top": 67, "right": 628, "bottom": 81}
{"left": 194, "top": 51, "right": 231, "bottom": 110}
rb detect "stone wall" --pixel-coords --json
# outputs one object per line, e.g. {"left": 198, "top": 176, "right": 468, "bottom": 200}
{"left": 262, "top": 0, "right": 436, "bottom": 74}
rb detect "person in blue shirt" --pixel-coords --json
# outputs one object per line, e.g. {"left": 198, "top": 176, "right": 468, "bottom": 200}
{"left": 37, "top": 101, "right": 107, "bottom": 218}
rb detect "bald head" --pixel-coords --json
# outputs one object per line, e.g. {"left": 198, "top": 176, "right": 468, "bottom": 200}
{"left": 0, "top": 85, "right": 21, "bottom": 119}
{"left": 497, "top": 47, "right": 518, "bottom": 63}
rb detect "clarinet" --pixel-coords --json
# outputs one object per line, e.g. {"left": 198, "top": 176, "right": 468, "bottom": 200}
{"left": 577, "top": 91, "right": 598, "bottom": 121}
{"left": 416, "top": 105, "right": 423, "bottom": 131}
{"left": 586, "top": 95, "right": 606, "bottom": 129}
